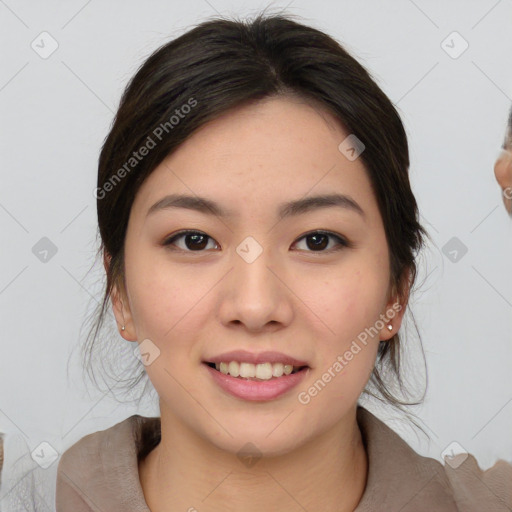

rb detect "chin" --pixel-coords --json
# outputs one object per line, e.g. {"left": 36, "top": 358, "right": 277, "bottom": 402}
{"left": 212, "top": 432, "right": 305, "bottom": 460}
{"left": 201, "top": 415, "right": 310, "bottom": 457}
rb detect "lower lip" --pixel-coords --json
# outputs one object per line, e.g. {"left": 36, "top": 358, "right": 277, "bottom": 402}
{"left": 203, "top": 363, "right": 309, "bottom": 401}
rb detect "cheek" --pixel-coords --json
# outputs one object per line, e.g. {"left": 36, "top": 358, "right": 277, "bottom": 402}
{"left": 125, "top": 252, "right": 208, "bottom": 344}
{"left": 125, "top": 258, "right": 211, "bottom": 403}
{"left": 299, "top": 262, "right": 386, "bottom": 392}
{"left": 313, "top": 268, "right": 387, "bottom": 343}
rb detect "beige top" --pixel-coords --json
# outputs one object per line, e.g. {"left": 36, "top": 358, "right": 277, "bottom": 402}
{"left": 55, "top": 406, "right": 512, "bottom": 511}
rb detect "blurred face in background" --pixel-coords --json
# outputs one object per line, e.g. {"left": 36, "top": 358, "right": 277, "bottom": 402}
{"left": 494, "top": 126, "right": 512, "bottom": 216}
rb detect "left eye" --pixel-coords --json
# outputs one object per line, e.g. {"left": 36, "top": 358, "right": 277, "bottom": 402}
{"left": 163, "top": 230, "right": 219, "bottom": 251}
{"left": 162, "top": 230, "right": 349, "bottom": 253}
{"left": 293, "top": 231, "right": 349, "bottom": 252}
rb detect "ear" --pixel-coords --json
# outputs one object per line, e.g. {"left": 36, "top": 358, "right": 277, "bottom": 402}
{"left": 379, "top": 268, "right": 411, "bottom": 341}
{"left": 103, "top": 251, "right": 137, "bottom": 342}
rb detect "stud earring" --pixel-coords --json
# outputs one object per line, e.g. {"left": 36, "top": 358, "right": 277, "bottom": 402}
{"left": 387, "top": 324, "right": 393, "bottom": 331}
{"left": 121, "top": 325, "right": 125, "bottom": 331}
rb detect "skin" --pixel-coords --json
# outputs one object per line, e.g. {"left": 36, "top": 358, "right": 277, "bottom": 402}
{"left": 107, "top": 96, "right": 408, "bottom": 512}
{"left": 494, "top": 128, "right": 512, "bottom": 215}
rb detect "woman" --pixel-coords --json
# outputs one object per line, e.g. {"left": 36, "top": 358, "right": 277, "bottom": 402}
{"left": 55, "top": 12, "right": 511, "bottom": 512}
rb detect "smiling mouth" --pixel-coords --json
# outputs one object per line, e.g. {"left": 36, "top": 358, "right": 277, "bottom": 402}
{"left": 204, "top": 361, "right": 308, "bottom": 380}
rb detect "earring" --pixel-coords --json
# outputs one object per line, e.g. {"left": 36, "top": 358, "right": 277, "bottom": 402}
{"left": 121, "top": 325, "right": 125, "bottom": 331}
{"left": 387, "top": 324, "right": 393, "bottom": 331}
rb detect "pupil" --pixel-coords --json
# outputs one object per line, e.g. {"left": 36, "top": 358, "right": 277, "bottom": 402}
{"left": 307, "top": 234, "right": 327, "bottom": 251}
{"left": 186, "top": 234, "right": 207, "bottom": 250}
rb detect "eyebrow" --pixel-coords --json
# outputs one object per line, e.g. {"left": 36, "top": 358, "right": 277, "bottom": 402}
{"left": 146, "top": 193, "right": 366, "bottom": 220}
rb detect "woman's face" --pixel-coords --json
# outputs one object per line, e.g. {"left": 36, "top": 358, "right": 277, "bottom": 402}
{"left": 113, "top": 96, "right": 406, "bottom": 456}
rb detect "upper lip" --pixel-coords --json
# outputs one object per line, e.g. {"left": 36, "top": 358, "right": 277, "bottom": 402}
{"left": 204, "top": 350, "right": 309, "bottom": 367}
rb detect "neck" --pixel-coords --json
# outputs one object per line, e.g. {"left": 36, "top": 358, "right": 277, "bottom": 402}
{"left": 139, "top": 405, "right": 368, "bottom": 512}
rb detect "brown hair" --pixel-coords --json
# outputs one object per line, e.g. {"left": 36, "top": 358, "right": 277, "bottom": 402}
{"left": 80, "top": 11, "right": 430, "bottom": 423}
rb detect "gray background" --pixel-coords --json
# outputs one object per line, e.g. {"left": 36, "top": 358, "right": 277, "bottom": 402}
{"left": 1, "top": 0, "right": 511, "bottom": 509}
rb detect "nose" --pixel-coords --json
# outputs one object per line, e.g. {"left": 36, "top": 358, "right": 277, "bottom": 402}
{"left": 218, "top": 244, "right": 294, "bottom": 333}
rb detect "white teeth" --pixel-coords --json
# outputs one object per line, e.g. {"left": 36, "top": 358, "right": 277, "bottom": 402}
{"left": 213, "top": 361, "right": 302, "bottom": 380}
{"left": 272, "top": 362, "right": 284, "bottom": 377}
{"left": 228, "top": 361, "right": 239, "bottom": 377}
{"left": 255, "top": 362, "right": 273, "bottom": 380}
{"left": 239, "top": 362, "right": 256, "bottom": 378}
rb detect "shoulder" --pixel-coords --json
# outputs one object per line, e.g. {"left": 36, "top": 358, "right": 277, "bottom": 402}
{"left": 57, "top": 414, "right": 139, "bottom": 475}
{"left": 442, "top": 451, "right": 512, "bottom": 511}
{"left": 56, "top": 415, "right": 160, "bottom": 512}
{"left": 355, "top": 406, "right": 457, "bottom": 511}
{"left": 355, "top": 406, "right": 512, "bottom": 511}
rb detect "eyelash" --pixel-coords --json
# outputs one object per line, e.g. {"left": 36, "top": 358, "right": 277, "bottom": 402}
{"left": 162, "top": 229, "right": 351, "bottom": 254}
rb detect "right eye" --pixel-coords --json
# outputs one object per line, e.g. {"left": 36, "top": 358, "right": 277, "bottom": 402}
{"left": 162, "top": 230, "right": 220, "bottom": 252}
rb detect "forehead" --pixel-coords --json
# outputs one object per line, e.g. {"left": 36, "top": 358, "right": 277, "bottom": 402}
{"left": 131, "top": 96, "right": 380, "bottom": 226}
